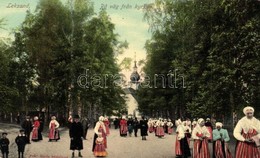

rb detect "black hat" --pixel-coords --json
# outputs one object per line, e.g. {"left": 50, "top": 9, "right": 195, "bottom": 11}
{"left": 2, "top": 132, "right": 8, "bottom": 135}
{"left": 73, "top": 114, "right": 80, "bottom": 119}
{"left": 19, "top": 129, "right": 25, "bottom": 132}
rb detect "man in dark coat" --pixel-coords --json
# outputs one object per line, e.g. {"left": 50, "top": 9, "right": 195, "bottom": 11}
{"left": 15, "top": 129, "right": 27, "bottom": 158}
{"left": 69, "top": 115, "right": 84, "bottom": 157}
{"left": 0, "top": 132, "right": 9, "bottom": 158}
{"left": 21, "top": 116, "right": 32, "bottom": 144}
{"left": 81, "top": 117, "right": 90, "bottom": 140}
{"left": 139, "top": 116, "right": 148, "bottom": 140}
{"left": 133, "top": 117, "right": 139, "bottom": 137}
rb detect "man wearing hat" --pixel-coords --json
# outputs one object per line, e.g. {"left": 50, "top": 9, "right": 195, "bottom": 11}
{"left": 0, "top": 132, "right": 9, "bottom": 158}
{"left": 213, "top": 122, "right": 232, "bottom": 158}
{"left": 21, "top": 115, "right": 32, "bottom": 144}
{"left": 233, "top": 106, "right": 260, "bottom": 158}
{"left": 69, "top": 114, "right": 84, "bottom": 157}
{"left": 15, "top": 129, "right": 27, "bottom": 158}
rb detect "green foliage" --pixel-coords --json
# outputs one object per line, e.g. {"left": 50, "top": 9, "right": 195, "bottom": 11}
{"left": 138, "top": 0, "right": 260, "bottom": 119}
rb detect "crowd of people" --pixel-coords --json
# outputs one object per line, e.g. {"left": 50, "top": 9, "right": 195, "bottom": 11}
{"left": 0, "top": 106, "right": 259, "bottom": 158}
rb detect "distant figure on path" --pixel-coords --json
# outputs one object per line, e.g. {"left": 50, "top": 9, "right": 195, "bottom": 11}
{"left": 119, "top": 116, "right": 128, "bottom": 137}
{"left": 21, "top": 116, "right": 32, "bottom": 144}
{"left": 205, "top": 118, "right": 213, "bottom": 142}
{"left": 127, "top": 117, "right": 134, "bottom": 137}
{"left": 133, "top": 117, "right": 139, "bottom": 137}
{"left": 69, "top": 115, "right": 84, "bottom": 157}
{"left": 103, "top": 117, "right": 110, "bottom": 136}
{"left": 139, "top": 116, "right": 148, "bottom": 140}
{"left": 31, "top": 116, "right": 41, "bottom": 142}
{"left": 48, "top": 116, "right": 60, "bottom": 142}
{"left": 15, "top": 129, "right": 27, "bottom": 158}
{"left": 233, "top": 106, "right": 260, "bottom": 158}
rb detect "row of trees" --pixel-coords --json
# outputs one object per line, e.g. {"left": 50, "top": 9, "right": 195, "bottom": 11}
{"left": 0, "top": 0, "right": 128, "bottom": 120}
{"left": 137, "top": 0, "right": 260, "bottom": 120}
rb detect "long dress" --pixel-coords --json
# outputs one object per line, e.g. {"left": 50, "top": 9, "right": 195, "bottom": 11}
{"left": 192, "top": 125, "right": 211, "bottom": 158}
{"left": 92, "top": 121, "right": 107, "bottom": 152}
{"left": 175, "top": 124, "right": 191, "bottom": 157}
{"left": 167, "top": 122, "right": 173, "bottom": 134}
{"left": 93, "top": 137, "right": 108, "bottom": 157}
{"left": 31, "top": 120, "right": 40, "bottom": 141}
{"left": 69, "top": 121, "right": 84, "bottom": 150}
{"left": 233, "top": 116, "right": 260, "bottom": 158}
{"left": 139, "top": 119, "right": 148, "bottom": 137}
{"left": 104, "top": 120, "right": 110, "bottom": 136}
{"left": 213, "top": 128, "right": 233, "bottom": 158}
{"left": 48, "top": 120, "right": 60, "bottom": 141}
{"left": 156, "top": 121, "right": 165, "bottom": 137}
{"left": 148, "top": 120, "right": 154, "bottom": 133}
{"left": 120, "top": 119, "right": 128, "bottom": 137}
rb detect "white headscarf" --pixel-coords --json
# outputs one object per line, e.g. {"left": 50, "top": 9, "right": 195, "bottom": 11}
{"left": 197, "top": 118, "right": 204, "bottom": 125}
{"left": 243, "top": 106, "right": 254, "bottom": 115}
{"left": 216, "top": 122, "right": 223, "bottom": 128}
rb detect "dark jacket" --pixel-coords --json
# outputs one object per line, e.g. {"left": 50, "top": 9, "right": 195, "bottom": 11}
{"left": 69, "top": 121, "right": 84, "bottom": 150}
{"left": 0, "top": 138, "right": 9, "bottom": 152}
{"left": 15, "top": 134, "right": 27, "bottom": 152}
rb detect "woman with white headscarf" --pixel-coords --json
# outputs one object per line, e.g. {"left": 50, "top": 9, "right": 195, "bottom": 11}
{"left": 175, "top": 119, "right": 191, "bottom": 158}
{"left": 92, "top": 116, "right": 107, "bottom": 152}
{"left": 213, "top": 122, "right": 232, "bottom": 158}
{"left": 233, "top": 106, "right": 260, "bottom": 158}
{"left": 192, "top": 118, "right": 210, "bottom": 158}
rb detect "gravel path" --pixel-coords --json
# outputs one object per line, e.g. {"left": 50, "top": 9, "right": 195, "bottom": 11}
{"left": 0, "top": 123, "right": 237, "bottom": 158}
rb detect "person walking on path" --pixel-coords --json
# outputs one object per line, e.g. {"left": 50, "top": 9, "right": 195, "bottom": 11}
{"left": 0, "top": 132, "right": 9, "bottom": 158}
{"left": 192, "top": 118, "right": 211, "bottom": 158}
{"left": 133, "top": 117, "right": 139, "bottom": 137}
{"left": 93, "top": 132, "right": 108, "bottom": 157}
{"left": 69, "top": 115, "right": 84, "bottom": 157}
{"left": 21, "top": 116, "right": 32, "bottom": 144}
{"left": 31, "top": 116, "right": 41, "bottom": 142}
{"left": 92, "top": 116, "right": 107, "bottom": 152}
{"left": 119, "top": 116, "right": 128, "bottom": 137}
{"left": 213, "top": 122, "right": 232, "bottom": 158}
{"left": 103, "top": 117, "right": 110, "bottom": 136}
{"left": 233, "top": 106, "right": 260, "bottom": 158}
{"left": 139, "top": 116, "right": 148, "bottom": 140}
{"left": 127, "top": 117, "right": 134, "bottom": 137}
{"left": 15, "top": 129, "right": 27, "bottom": 158}
{"left": 48, "top": 116, "right": 60, "bottom": 142}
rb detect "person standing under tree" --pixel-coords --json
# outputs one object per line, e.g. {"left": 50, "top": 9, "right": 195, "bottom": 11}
{"left": 15, "top": 129, "right": 27, "bottom": 158}
{"left": 0, "top": 132, "right": 9, "bottom": 158}
{"left": 119, "top": 116, "right": 128, "bottom": 137}
{"left": 48, "top": 116, "right": 60, "bottom": 142}
{"left": 233, "top": 106, "right": 260, "bottom": 158}
{"left": 103, "top": 117, "right": 110, "bottom": 136}
{"left": 21, "top": 116, "right": 32, "bottom": 144}
{"left": 93, "top": 132, "right": 108, "bottom": 157}
{"left": 69, "top": 115, "right": 84, "bottom": 157}
{"left": 127, "top": 117, "right": 134, "bottom": 137}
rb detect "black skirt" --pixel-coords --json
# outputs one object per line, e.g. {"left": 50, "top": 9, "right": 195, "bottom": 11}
{"left": 70, "top": 137, "right": 83, "bottom": 150}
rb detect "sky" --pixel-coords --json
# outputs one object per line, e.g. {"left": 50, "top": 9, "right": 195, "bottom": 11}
{"left": 0, "top": 0, "right": 154, "bottom": 81}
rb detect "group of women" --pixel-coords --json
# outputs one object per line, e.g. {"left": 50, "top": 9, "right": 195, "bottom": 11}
{"left": 174, "top": 106, "right": 260, "bottom": 158}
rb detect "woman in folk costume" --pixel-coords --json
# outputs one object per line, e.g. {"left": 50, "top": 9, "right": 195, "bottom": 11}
{"left": 93, "top": 132, "right": 108, "bottom": 157}
{"left": 153, "top": 119, "right": 158, "bottom": 136}
{"left": 92, "top": 116, "right": 107, "bottom": 152}
{"left": 192, "top": 119, "right": 197, "bottom": 130}
{"left": 31, "top": 116, "right": 41, "bottom": 142}
{"left": 103, "top": 117, "right": 110, "bottom": 136}
{"left": 205, "top": 118, "right": 213, "bottom": 142}
{"left": 156, "top": 118, "right": 165, "bottom": 138}
{"left": 213, "top": 122, "right": 232, "bottom": 158}
{"left": 119, "top": 116, "right": 128, "bottom": 137}
{"left": 183, "top": 121, "right": 192, "bottom": 145}
{"left": 48, "top": 116, "right": 60, "bottom": 142}
{"left": 233, "top": 106, "right": 260, "bottom": 158}
{"left": 148, "top": 118, "right": 154, "bottom": 133}
{"left": 192, "top": 118, "right": 211, "bottom": 158}
{"left": 167, "top": 119, "right": 174, "bottom": 134}
{"left": 175, "top": 119, "right": 191, "bottom": 158}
